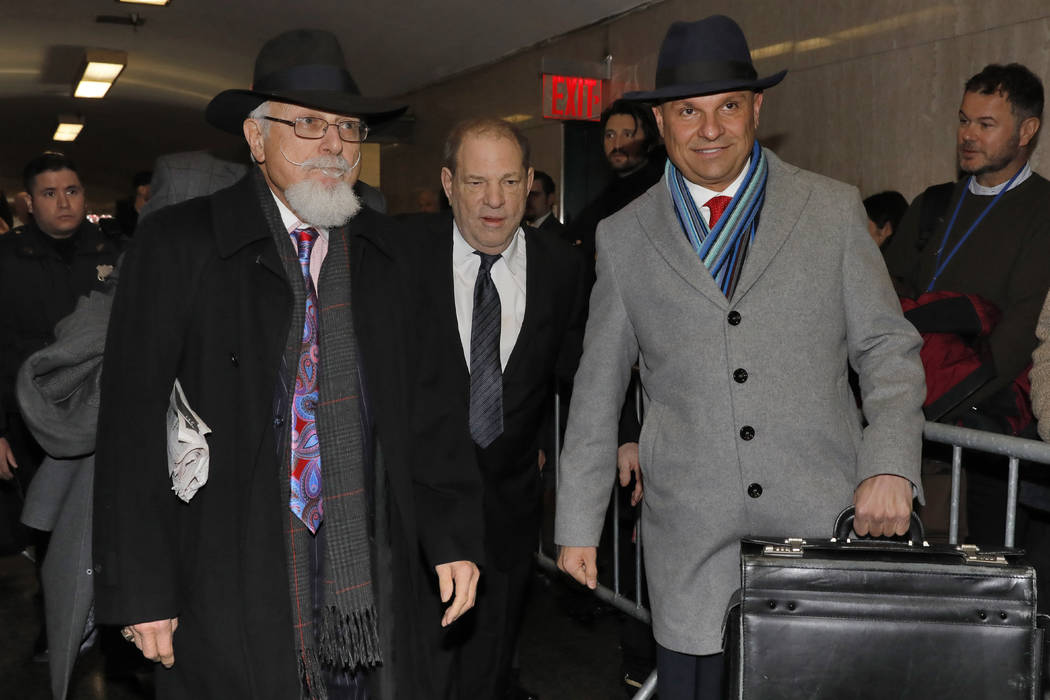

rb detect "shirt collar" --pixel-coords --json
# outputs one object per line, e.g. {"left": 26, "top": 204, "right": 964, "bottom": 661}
{"left": 969, "top": 161, "right": 1031, "bottom": 196}
{"left": 270, "top": 190, "right": 329, "bottom": 239}
{"left": 684, "top": 156, "right": 752, "bottom": 208}
{"left": 530, "top": 210, "right": 553, "bottom": 228}
{"left": 452, "top": 220, "right": 524, "bottom": 268}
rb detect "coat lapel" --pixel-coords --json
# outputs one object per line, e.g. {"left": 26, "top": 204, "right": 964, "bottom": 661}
{"left": 212, "top": 170, "right": 287, "bottom": 281}
{"left": 638, "top": 177, "right": 729, "bottom": 309}
{"left": 732, "top": 150, "right": 811, "bottom": 302}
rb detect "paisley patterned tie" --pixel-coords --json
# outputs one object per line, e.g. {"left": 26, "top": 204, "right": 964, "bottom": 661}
{"left": 290, "top": 227, "right": 323, "bottom": 533}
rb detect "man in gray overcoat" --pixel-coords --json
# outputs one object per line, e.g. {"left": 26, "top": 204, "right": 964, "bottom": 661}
{"left": 555, "top": 15, "right": 926, "bottom": 699}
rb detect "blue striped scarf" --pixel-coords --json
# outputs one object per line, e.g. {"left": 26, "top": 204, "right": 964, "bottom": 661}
{"left": 666, "top": 141, "right": 767, "bottom": 299}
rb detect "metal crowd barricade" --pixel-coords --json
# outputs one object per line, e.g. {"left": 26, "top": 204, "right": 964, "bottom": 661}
{"left": 923, "top": 421, "right": 1050, "bottom": 546}
{"left": 536, "top": 379, "right": 657, "bottom": 694}
{"left": 537, "top": 382, "right": 1050, "bottom": 700}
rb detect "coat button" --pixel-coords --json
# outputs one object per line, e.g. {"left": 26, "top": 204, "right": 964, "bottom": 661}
{"left": 273, "top": 415, "right": 284, "bottom": 427}
{"left": 727, "top": 310, "right": 741, "bottom": 326}
{"left": 230, "top": 352, "right": 239, "bottom": 367}
{"left": 733, "top": 368, "right": 748, "bottom": 383}
{"left": 747, "top": 483, "right": 763, "bottom": 498}
{"left": 740, "top": 425, "right": 755, "bottom": 440}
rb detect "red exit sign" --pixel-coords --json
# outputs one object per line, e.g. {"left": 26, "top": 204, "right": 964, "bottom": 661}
{"left": 543, "top": 74, "right": 603, "bottom": 121}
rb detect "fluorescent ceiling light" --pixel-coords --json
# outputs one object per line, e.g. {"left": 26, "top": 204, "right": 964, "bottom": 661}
{"left": 83, "top": 62, "right": 125, "bottom": 81}
{"left": 74, "top": 80, "right": 113, "bottom": 98}
{"left": 74, "top": 49, "right": 127, "bottom": 99}
{"left": 119, "top": 0, "right": 171, "bottom": 4}
{"left": 53, "top": 116, "right": 85, "bottom": 142}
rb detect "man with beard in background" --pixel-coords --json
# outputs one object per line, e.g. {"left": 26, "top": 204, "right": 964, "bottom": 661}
{"left": 94, "top": 30, "right": 482, "bottom": 699}
{"left": 561, "top": 99, "right": 665, "bottom": 278}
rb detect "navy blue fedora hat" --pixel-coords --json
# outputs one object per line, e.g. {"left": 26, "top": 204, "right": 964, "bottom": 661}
{"left": 624, "top": 15, "right": 786, "bottom": 102}
{"left": 206, "top": 29, "right": 407, "bottom": 134}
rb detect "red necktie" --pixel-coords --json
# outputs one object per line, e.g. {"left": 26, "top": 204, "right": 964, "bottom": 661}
{"left": 705, "top": 195, "right": 732, "bottom": 228}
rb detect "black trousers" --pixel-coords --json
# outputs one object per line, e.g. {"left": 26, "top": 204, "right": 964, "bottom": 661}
{"left": 424, "top": 555, "right": 533, "bottom": 699}
{"left": 656, "top": 644, "right": 724, "bottom": 700}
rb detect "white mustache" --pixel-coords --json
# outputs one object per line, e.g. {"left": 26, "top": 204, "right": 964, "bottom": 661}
{"left": 279, "top": 148, "right": 361, "bottom": 174}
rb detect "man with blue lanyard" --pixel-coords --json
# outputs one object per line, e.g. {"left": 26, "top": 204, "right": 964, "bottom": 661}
{"left": 555, "top": 15, "right": 926, "bottom": 700}
{"left": 887, "top": 64, "right": 1050, "bottom": 560}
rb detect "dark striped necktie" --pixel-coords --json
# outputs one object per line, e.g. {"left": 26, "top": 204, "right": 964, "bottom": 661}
{"left": 469, "top": 251, "right": 503, "bottom": 448}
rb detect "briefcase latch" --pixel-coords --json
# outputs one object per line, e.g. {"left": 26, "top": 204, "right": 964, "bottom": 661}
{"left": 763, "top": 538, "right": 806, "bottom": 557}
{"left": 958, "top": 544, "right": 1009, "bottom": 566}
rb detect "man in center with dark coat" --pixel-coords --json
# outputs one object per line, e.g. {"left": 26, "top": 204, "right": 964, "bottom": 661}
{"left": 93, "top": 30, "right": 482, "bottom": 699}
{"left": 555, "top": 16, "right": 926, "bottom": 699}
{"left": 409, "top": 118, "right": 586, "bottom": 698}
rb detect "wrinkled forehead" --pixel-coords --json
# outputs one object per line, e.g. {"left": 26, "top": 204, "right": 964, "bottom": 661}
{"left": 457, "top": 131, "right": 526, "bottom": 171}
{"left": 959, "top": 89, "right": 1014, "bottom": 118}
{"left": 605, "top": 113, "right": 638, "bottom": 132}
{"left": 270, "top": 100, "right": 364, "bottom": 123}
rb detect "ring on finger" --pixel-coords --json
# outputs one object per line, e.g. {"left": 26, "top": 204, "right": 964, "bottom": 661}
{"left": 121, "top": 626, "right": 135, "bottom": 642}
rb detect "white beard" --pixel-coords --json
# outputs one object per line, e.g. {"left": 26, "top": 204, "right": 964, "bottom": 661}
{"left": 283, "top": 155, "right": 362, "bottom": 228}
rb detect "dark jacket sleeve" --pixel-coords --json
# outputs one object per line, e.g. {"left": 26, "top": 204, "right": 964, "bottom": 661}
{"left": 390, "top": 222, "right": 484, "bottom": 569}
{"left": 883, "top": 195, "right": 926, "bottom": 299}
{"left": 535, "top": 237, "right": 590, "bottom": 458}
{"left": 93, "top": 206, "right": 207, "bottom": 624}
{"left": 975, "top": 220, "right": 1050, "bottom": 406}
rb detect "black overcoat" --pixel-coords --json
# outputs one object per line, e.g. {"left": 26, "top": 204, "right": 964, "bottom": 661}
{"left": 0, "top": 220, "right": 119, "bottom": 436}
{"left": 93, "top": 173, "right": 483, "bottom": 698}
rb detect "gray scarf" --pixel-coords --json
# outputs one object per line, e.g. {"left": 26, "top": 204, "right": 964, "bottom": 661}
{"left": 255, "top": 173, "right": 381, "bottom": 699}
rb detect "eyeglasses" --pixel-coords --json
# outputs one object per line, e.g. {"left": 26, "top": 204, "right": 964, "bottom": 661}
{"left": 263, "top": 116, "right": 369, "bottom": 143}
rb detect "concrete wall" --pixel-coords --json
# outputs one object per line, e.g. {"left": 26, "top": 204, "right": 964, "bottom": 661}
{"left": 382, "top": 0, "right": 1050, "bottom": 214}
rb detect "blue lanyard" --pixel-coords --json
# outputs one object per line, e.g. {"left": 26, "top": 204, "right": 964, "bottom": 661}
{"left": 926, "top": 169, "right": 1022, "bottom": 292}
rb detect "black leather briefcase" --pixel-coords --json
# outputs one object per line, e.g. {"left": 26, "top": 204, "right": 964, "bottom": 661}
{"left": 724, "top": 508, "right": 1044, "bottom": 699}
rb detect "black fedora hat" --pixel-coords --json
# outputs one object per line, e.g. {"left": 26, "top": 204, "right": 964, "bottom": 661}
{"left": 624, "top": 15, "right": 786, "bottom": 102}
{"left": 206, "top": 29, "right": 407, "bottom": 134}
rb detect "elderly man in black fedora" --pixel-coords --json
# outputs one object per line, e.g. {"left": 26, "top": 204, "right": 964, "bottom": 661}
{"left": 93, "top": 29, "right": 482, "bottom": 699}
{"left": 555, "top": 15, "right": 925, "bottom": 698}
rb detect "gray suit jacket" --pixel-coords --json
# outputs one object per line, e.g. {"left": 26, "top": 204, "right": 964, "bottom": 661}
{"left": 139, "top": 151, "right": 249, "bottom": 221}
{"left": 554, "top": 149, "right": 925, "bottom": 654}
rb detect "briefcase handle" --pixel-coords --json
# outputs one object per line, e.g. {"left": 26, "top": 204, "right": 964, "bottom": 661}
{"left": 833, "top": 506, "right": 926, "bottom": 545}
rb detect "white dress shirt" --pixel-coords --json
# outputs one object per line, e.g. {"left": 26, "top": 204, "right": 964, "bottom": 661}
{"left": 684, "top": 156, "right": 751, "bottom": 227}
{"left": 452, "top": 223, "right": 527, "bottom": 371}
{"left": 272, "top": 193, "right": 328, "bottom": 289}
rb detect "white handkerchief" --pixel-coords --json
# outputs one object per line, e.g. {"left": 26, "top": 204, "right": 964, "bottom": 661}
{"left": 167, "top": 379, "right": 212, "bottom": 502}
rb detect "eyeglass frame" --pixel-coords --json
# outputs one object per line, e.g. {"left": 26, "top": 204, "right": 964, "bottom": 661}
{"left": 262, "top": 115, "right": 369, "bottom": 143}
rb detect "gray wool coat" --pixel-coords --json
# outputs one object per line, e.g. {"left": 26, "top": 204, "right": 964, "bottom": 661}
{"left": 17, "top": 284, "right": 113, "bottom": 700}
{"left": 554, "top": 149, "right": 926, "bottom": 655}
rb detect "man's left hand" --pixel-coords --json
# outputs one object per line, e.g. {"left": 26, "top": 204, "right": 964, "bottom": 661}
{"left": 434, "top": 560, "right": 479, "bottom": 627}
{"left": 853, "top": 473, "right": 913, "bottom": 537}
